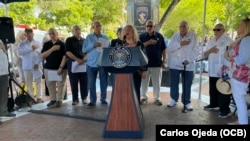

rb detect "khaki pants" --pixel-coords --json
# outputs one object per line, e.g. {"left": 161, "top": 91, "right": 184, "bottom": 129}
{"left": 44, "top": 69, "right": 67, "bottom": 101}
{"left": 23, "top": 70, "right": 42, "bottom": 99}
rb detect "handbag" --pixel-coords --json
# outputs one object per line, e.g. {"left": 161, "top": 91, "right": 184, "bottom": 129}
{"left": 232, "top": 65, "right": 250, "bottom": 83}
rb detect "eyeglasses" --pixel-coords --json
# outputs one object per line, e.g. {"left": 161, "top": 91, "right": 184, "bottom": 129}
{"left": 213, "top": 29, "right": 222, "bottom": 31}
{"left": 146, "top": 25, "right": 153, "bottom": 28}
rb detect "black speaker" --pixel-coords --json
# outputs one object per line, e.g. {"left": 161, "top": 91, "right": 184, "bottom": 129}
{"left": 0, "top": 17, "right": 15, "bottom": 45}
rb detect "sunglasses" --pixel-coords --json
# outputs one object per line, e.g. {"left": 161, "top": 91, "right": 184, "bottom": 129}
{"left": 213, "top": 29, "right": 222, "bottom": 31}
{"left": 146, "top": 25, "right": 153, "bottom": 28}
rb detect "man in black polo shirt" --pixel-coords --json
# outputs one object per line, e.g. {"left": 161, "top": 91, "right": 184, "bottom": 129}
{"left": 139, "top": 20, "right": 167, "bottom": 106}
{"left": 65, "top": 25, "right": 88, "bottom": 105}
{"left": 40, "top": 28, "right": 67, "bottom": 107}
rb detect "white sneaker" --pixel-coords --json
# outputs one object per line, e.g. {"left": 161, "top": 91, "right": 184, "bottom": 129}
{"left": 185, "top": 103, "right": 193, "bottom": 111}
{"left": 167, "top": 99, "right": 176, "bottom": 107}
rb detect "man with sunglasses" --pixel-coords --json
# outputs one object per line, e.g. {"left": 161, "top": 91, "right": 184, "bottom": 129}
{"left": 203, "top": 23, "right": 233, "bottom": 118}
{"left": 139, "top": 20, "right": 167, "bottom": 106}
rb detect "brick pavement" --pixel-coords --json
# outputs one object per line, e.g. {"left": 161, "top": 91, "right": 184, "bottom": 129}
{"left": 0, "top": 74, "right": 241, "bottom": 141}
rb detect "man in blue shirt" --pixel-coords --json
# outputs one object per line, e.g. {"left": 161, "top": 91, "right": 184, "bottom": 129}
{"left": 82, "top": 20, "right": 110, "bottom": 107}
{"left": 139, "top": 20, "right": 167, "bottom": 106}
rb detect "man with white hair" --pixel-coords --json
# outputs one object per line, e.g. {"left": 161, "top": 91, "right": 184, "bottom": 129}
{"left": 203, "top": 23, "right": 233, "bottom": 118}
{"left": 167, "top": 20, "right": 200, "bottom": 111}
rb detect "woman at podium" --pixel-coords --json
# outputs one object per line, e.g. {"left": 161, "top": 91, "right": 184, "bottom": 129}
{"left": 121, "top": 24, "right": 148, "bottom": 102}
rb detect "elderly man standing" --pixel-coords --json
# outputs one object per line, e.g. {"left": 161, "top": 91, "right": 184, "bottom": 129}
{"left": 65, "top": 25, "right": 88, "bottom": 106}
{"left": 41, "top": 28, "right": 67, "bottom": 107}
{"left": 18, "top": 28, "right": 43, "bottom": 103}
{"left": 167, "top": 20, "right": 200, "bottom": 110}
{"left": 203, "top": 23, "right": 233, "bottom": 118}
{"left": 82, "top": 20, "right": 110, "bottom": 107}
{"left": 139, "top": 20, "right": 167, "bottom": 106}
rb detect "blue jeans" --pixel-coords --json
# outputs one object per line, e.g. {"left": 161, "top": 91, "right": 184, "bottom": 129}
{"left": 87, "top": 65, "right": 108, "bottom": 103}
{"left": 169, "top": 69, "right": 193, "bottom": 105}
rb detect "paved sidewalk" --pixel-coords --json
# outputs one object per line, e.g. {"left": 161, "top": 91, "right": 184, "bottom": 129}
{"left": 0, "top": 74, "right": 241, "bottom": 141}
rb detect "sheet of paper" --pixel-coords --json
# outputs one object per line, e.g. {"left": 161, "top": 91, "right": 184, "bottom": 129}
{"left": 32, "top": 69, "right": 43, "bottom": 79}
{"left": 97, "top": 38, "right": 109, "bottom": 52}
{"left": 48, "top": 70, "right": 62, "bottom": 81}
{"left": 71, "top": 61, "right": 86, "bottom": 73}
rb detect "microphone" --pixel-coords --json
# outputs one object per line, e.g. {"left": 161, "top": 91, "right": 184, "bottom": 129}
{"left": 122, "top": 35, "right": 127, "bottom": 46}
{"left": 123, "top": 35, "right": 126, "bottom": 40}
{"left": 195, "top": 57, "right": 208, "bottom": 62}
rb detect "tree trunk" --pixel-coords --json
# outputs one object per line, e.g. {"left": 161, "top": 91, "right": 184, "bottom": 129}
{"left": 155, "top": 0, "right": 180, "bottom": 32}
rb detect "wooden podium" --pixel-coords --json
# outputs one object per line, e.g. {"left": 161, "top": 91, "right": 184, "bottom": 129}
{"left": 103, "top": 74, "right": 143, "bottom": 138}
{"left": 100, "top": 47, "right": 147, "bottom": 139}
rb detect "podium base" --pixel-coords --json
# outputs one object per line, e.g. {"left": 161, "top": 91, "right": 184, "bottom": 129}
{"left": 103, "top": 74, "right": 144, "bottom": 139}
{"left": 103, "top": 130, "right": 143, "bottom": 139}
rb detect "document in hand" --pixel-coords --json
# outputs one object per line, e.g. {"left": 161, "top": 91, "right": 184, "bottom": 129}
{"left": 32, "top": 69, "right": 43, "bottom": 79}
{"left": 97, "top": 38, "right": 109, "bottom": 52}
{"left": 48, "top": 70, "right": 62, "bottom": 81}
{"left": 71, "top": 61, "right": 86, "bottom": 73}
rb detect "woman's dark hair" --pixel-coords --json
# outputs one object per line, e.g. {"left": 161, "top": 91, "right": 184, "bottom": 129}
{"left": 117, "top": 27, "right": 122, "bottom": 34}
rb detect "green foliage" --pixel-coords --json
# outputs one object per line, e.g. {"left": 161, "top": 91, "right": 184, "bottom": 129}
{"left": 161, "top": 0, "right": 226, "bottom": 39}
{"left": 1, "top": 0, "right": 249, "bottom": 40}
{"left": 1, "top": 0, "right": 124, "bottom": 39}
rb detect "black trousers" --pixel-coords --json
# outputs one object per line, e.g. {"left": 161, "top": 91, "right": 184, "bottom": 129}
{"left": 209, "top": 77, "right": 231, "bottom": 114}
{"left": 133, "top": 71, "right": 142, "bottom": 103}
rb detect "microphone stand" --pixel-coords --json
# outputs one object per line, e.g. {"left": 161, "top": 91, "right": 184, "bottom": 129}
{"left": 122, "top": 35, "right": 127, "bottom": 46}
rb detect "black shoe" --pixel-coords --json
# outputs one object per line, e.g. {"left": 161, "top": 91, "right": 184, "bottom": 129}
{"left": 218, "top": 111, "right": 232, "bottom": 118}
{"left": 204, "top": 105, "right": 219, "bottom": 111}
{"left": 5, "top": 113, "right": 16, "bottom": 117}
{"left": 154, "top": 100, "right": 163, "bottom": 106}
{"left": 87, "top": 103, "right": 95, "bottom": 107}
{"left": 101, "top": 101, "right": 108, "bottom": 105}
{"left": 72, "top": 101, "right": 79, "bottom": 105}
{"left": 47, "top": 101, "right": 56, "bottom": 107}
{"left": 140, "top": 98, "right": 148, "bottom": 105}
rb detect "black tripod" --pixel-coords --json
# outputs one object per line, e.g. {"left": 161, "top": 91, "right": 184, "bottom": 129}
{"left": 8, "top": 71, "right": 37, "bottom": 109}
{"left": 6, "top": 44, "right": 37, "bottom": 111}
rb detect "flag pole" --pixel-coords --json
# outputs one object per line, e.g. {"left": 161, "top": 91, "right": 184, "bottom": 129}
{"left": 198, "top": 0, "right": 207, "bottom": 100}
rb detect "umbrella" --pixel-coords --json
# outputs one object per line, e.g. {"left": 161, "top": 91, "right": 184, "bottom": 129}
{"left": 0, "top": 0, "right": 30, "bottom": 16}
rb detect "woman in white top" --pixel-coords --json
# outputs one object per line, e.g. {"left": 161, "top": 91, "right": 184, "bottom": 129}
{"left": 12, "top": 30, "right": 26, "bottom": 82}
